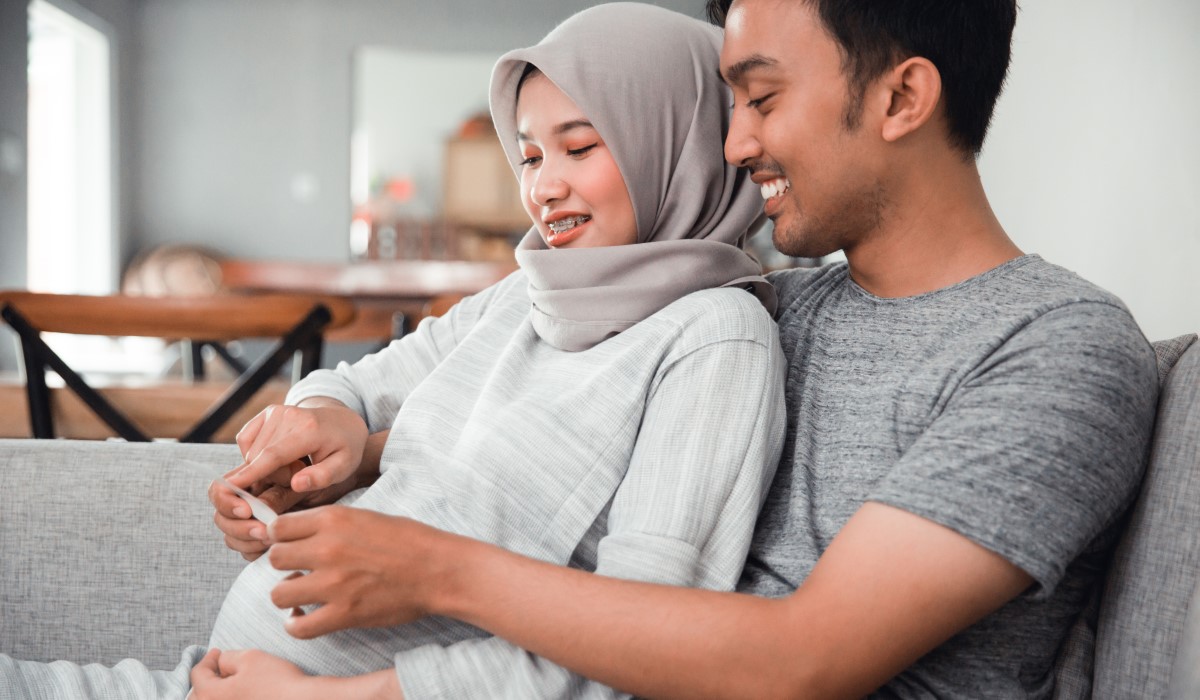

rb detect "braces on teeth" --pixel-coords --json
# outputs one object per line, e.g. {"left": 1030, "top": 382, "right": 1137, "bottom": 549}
{"left": 549, "top": 216, "right": 591, "bottom": 233}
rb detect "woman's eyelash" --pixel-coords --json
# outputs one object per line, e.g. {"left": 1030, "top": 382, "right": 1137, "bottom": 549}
{"left": 519, "top": 156, "right": 541, "bottom": 167}
{"left": 567, "top": 144, "right": 597, "bottom": 156}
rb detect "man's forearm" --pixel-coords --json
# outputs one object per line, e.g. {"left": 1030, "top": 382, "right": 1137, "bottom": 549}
{"left": 432, "top": 535, "right": 808, "bottom": 700}
{"left": 424, "top": 503, "right": 1032, "bottom": 700}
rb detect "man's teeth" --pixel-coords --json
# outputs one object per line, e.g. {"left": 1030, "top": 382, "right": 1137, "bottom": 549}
{"left": 548, "top": 215, "right": 591, "bottom": 233}
{"left": 760, "top": 178, "right": 791, "bottom": 200}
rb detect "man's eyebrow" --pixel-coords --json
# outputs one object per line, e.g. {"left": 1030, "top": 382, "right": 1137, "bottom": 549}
{"left": 722, "top": 55, "right": 779, "bottom": 85}
{"left": 517, "top": 119, "right": 595, "bottom": 141}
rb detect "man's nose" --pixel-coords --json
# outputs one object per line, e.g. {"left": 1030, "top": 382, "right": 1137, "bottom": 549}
{"left": 724, "top": 108, "right": 763, "bottom": 168}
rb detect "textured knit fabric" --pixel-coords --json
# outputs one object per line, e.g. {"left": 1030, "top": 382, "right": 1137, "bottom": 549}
{"left": 492, "top": 3, "right": 773, "bottom": 351}
{"left": 1050, "top": 334, "right": 1197, "bottom": 699}
{"left": 739, "top": 255, "right": 1160, "bottom": 699}
{"left": 0, "top": 648, "right": 202, "bottom": 700}
{"left": 1092, "top": 335, "right": 1200, "bottom": 699}
{"left": 1169, "top": 573, "right": 1200, "bottom": 698}
{"left": 0, "top": 439, "right": 242, "bottom": 700}
{"left": 206, "top": 270, "right": 785, "bottom": 698}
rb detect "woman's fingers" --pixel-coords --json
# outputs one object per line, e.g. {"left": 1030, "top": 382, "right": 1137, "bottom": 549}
{"left": 209, "top": 481, "right": 250, "bottom": 519}
{"left": 189, "top": 648, "right": 223, "bottom": 694}
{"left": 234, "top": 407, "right": 268, "bottom": 458}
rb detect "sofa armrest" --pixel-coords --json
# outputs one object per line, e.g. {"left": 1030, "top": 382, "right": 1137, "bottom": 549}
{"left": 0, "top": 439, "right": 246, "bottom": 669}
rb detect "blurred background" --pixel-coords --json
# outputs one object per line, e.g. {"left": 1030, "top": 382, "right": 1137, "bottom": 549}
{"left": 0, "top": 0, "right": 1197, "bottom": 379}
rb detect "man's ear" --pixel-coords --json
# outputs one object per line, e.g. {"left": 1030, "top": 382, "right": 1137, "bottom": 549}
{"left": 877, "top": 57, "right": 942, "bottom": 143}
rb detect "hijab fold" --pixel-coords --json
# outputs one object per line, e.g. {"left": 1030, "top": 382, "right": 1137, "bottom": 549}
{"left": 490, "top": 2, "right": 775, "bottom": 351}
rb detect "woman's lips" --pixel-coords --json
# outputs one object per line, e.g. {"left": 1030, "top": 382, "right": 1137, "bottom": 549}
{"left": 545, "top": 218, "right": 591, "bottom": 247}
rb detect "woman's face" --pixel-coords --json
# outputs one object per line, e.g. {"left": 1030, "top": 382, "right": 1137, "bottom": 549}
{"left": 515, "top": 73, "right": 637, "bottom": 249}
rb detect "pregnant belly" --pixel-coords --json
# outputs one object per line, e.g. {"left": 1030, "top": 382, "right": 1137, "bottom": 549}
{"left": 206, "top": 555, "right": 487, "bottom": 676}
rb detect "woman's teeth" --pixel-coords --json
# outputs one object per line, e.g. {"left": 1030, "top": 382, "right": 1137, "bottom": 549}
{"left": 760, "top": 178, "right": 791, "bottom": 200}
{"left": 548, "top": 215, "right": 591, "bottom": 233}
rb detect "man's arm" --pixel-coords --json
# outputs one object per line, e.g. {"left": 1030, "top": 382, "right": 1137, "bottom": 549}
{"left": 433, "top": 501, "right": 1030, "bottom": 699}
{"left": 270, "top": 502, "right": 1030, "bottom": 699}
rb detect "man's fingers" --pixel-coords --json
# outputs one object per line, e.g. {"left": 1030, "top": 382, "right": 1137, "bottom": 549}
{"left": 267, "top": 506, "right": 328, "bottom": 546}
{"left": 270, "top": 570, "right": 329, "bottom": 611}
{"left": 283, "top": 600, "right": 352, "bottom": 640}
{"left": 256, "top": 484, "right": 308, "bottom": 514}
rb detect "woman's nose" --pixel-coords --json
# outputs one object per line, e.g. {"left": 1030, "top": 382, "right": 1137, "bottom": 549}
{"left": 724, "top": 108, "right": 763, "bottom": 168}
{"left": 529, "top": 166, "right": 569, "bottom": 207}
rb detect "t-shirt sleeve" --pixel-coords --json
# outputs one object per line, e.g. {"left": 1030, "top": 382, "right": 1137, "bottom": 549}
{"left": 869, "top": 301, "right": 1159, "bottom": 598}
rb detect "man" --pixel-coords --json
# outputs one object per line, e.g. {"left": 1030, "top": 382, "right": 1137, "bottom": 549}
{"left": 211, "top": 1, "right": 1158, "bottom": 696}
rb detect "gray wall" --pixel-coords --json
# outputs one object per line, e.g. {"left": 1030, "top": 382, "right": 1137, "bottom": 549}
{"left": 0, "top": 0, "right": 27, "bottom": 291}
{"left": 0, "top": 0, "right": 29, "bottom": 374}
{"left": 131, "top": 0, "right": 704, "bottom": 262}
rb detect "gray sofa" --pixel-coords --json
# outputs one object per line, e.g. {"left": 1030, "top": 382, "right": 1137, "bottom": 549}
{"left": 1, "top": 336, "right": 1197, "bottom": 697}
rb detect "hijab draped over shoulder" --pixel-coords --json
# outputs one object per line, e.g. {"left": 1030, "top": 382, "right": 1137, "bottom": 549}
{"left": 489, "top": 2, "right": 775, "bottom": 352}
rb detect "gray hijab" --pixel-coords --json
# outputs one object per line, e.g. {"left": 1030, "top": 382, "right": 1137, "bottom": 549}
{"left": 490, "top": 2, "right": 775, "bottom": 352}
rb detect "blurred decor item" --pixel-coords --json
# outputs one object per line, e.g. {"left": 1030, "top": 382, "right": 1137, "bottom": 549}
{"left": 122, "top": 244, "right": 225, "bottom": 298}
{"left": 352, "top": 47, "right": 525, "bottom": 264}
{"left": 442, "top": 111, "right": 529, "bottom": 263}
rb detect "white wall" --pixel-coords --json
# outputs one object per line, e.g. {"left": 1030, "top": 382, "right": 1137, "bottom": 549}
{"left": 981, "top": 0, "right": 1200, "bottom": 340}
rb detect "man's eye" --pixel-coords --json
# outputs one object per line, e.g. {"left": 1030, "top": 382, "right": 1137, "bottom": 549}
{"left": 567, "top": 144, "right": 597, "bottom": 157}
{"left": 747, "top": 93, "right": 774, "bottom": 111}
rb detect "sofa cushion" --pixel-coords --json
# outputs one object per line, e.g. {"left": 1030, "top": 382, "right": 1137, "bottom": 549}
{"left": 0, "top": 439, "right": 244, "bottom": 668}
{"left": 1168, "top": 576, "right": 1200, "bottom": 697}
{"left": 1092, "top": 334, "right": 1199, "bottom": 697}
{"left": 1053, "top": 333, "right": 1197, "bottom": 698}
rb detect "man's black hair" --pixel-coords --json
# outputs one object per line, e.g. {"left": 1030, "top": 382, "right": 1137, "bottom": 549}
{"left": 706, "top": 0, "right": 1017, "bottom": 155}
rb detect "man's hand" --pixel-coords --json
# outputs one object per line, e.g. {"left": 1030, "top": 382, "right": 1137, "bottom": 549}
{"left": 264, "top": 506, "right": 463, "bottom": 639}
{"left": 208, "top": 400, "right": 380, "bottom": 560}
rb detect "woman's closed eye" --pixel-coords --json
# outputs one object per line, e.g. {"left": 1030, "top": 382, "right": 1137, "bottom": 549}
{"left": 567, "top": 143, "right": 598, "bottom": 158}
{"left": 519, "top": 154, "right": 542, "bottom": 168}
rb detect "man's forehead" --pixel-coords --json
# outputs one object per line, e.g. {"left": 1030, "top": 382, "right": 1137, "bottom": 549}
{"left": 719, "top": 0, "right": 827, "bottom": 84}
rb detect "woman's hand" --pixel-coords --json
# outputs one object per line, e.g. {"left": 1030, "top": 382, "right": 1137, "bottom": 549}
{"left": 208, "top": 400, "right": 377, "bottom": 560}
{"left": 189, "top": 648, "right": 403, "bottom": 699}
{"left": 189, "top": 648, "right": 311, "bottom": 700}
{"left": 265, "top": 506, "right": 467, "bottom": 639}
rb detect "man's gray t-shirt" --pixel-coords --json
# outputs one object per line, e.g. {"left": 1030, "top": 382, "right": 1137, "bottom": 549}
{"left": 738, "top": 255, "right": 1159, "bottom": 698}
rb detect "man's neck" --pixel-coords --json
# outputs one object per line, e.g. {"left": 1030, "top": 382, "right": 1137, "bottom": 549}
{"left": 844, "top": 153, "right": 1023, "bottom": 299}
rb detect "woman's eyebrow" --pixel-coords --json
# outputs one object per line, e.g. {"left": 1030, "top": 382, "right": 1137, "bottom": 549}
{"left": 553, "top": 119, "right": 594, "bottom": 135}
{"left": 517, "top": 119, "right": 595, "bottom": 142}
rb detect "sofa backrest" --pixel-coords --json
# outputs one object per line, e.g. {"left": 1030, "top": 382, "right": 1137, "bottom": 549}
{"left": 1088, "top": 334, "right": 1198, "bottom": 697}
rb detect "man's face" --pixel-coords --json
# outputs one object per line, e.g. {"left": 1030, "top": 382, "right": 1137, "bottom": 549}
{"left": 720, "top": 0, "right": 887, "bottom": 258}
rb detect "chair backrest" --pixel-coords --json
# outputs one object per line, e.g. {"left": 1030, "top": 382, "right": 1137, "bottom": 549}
{"left": 0, "top": 291, "right": 355, "bottom": 443}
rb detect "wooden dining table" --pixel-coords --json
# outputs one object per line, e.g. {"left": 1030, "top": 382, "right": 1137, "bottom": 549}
{"left": 218, "top": 258, "right": 518, "bottom": 341}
